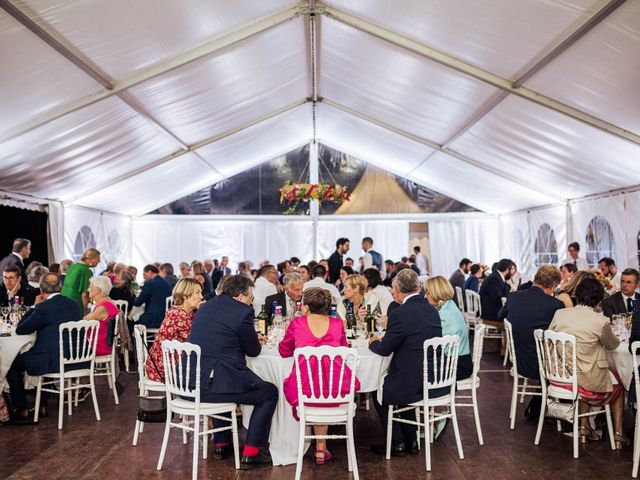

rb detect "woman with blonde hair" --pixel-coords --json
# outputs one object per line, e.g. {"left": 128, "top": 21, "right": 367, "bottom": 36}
{"left": 425, "top": 276, "right": 472, "bottom": 380}
{"left": 145, "top": 278, "right": 203, "bottom": 382}
{"left": 61, "top": 247, "right": 101, "bottom": 316}
{"left": 557, "top": 270, "right": 595, "bottom": 308}
{"left": 337, "top": 274, "right": 381, "bottom": 328}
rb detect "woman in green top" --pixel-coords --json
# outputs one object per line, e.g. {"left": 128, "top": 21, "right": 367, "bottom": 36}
{"left": 425, "top": 275, "right": 472, "bottom": 381}
{"left": 61, "top": 247, "right": 101, "bottom": 317}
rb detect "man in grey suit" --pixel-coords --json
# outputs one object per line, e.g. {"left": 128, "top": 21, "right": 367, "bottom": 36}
{"left": 449, "top": 258, "right": 472, "bottom": 306}
{"left": 0, "top": 238, "right": 31, "bottom": 286}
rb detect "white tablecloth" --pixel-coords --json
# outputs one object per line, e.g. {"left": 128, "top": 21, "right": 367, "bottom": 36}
{"left": 607, "top": 342, "right": 633, "bottom": 390}
{"left": 242, "top": 345, "right": 391, "bottom": 466}
{"left": 0, "top": 333, "right": 36, "bottom": 379}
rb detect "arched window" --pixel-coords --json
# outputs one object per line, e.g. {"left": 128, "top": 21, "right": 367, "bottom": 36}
{"left": 73, "top": 226, "right": 96, "bottom": 262}
{"left": 585, "top": 216, "right": 616, "bottom": 267}
{"left": 534, "top": 223, "right": 558, "bottom": 266}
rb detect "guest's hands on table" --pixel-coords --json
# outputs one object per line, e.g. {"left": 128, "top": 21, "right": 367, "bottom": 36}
{"left": 368, "top": 335, "right": 381, "bottom": 346}
{"left": 258, "top": 334, "right": 266, "bottom": 345}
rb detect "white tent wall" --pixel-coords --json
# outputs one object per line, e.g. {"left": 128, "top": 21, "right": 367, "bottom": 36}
{"left": 498, "top": 211, "right": 533, "bottom": 281}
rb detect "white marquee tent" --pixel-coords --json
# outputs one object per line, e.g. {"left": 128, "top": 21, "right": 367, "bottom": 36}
{"left": 1, "top": 0, "right": 639, "bottom": 280}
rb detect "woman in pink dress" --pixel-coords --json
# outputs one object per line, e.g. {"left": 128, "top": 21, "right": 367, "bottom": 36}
{"left": 279, "top": 287, "right": 360, "bottom": 465}
{"left": 84, "top": 276, "right": 120, "bottom": 356}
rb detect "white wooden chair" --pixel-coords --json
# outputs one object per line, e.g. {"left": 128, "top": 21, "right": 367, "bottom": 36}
{"left": 631, "top": 341, "right": 640, "bottom": 477}
{"left": 456, "top": 324, "right": 486, "bottom": 445}
{"left": 293, "top": 346, "right": 360, "bottom": 480}
{"left": 132, "top": 324, "right": 166, "bottom": 446}
{"left": 165, "top": 295, "right": 174, "bottom": 312}
{"left": 94, "top": 311, "right": 121, "bottom": 404}
{"left": 464, "top": 290, "right": 481, "bottom": 332}
{"left": 504, "top": 319, "right": 542, "bottom": 429}
{"left": 533, "top": 329, "right": 563, "bottom": 438}
{"left": 34, "top": 320, "right": 101, "bottom": 430}
{"left": 455, "top": 286, "right": 464, "bottom": 312}
{"left": 112, "top": 299, "right": 131, "bottom": 372}
{"left": 501, "top": 297, "right": 510, "bottom": 366}
{"left": 157, "top": 340, "right": 240, "bottom": 480}
{"left": 534, "top": 330, "right": 616, "bottom": 458}
{"left": 387, "top": 335, "right": 463, "bottom": 471}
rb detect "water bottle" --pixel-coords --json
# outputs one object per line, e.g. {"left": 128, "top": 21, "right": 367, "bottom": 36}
{"left": 273, "top": 305, "right": 284, "bottom": 342}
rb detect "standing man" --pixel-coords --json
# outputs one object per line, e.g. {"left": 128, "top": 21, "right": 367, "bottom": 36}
{"left": 0, "top": 238, "right": 31, "bottom": 286}
{"left": 212, "top": 256, "right": 231, "bottom": 290}
{"left": 328, "top": 238, "right": 350, "bottom": 284}
{"left": 133, "top": 264, "right": 173, "bottom": 328}
{"left": 203, "top": 259, "right": 214, "bottom": 276}
{"left": 362, "top": 237, "right": 382, "bottom": 272}
{"left": 560, "top": 242, "right": 589, "bottom": 270}
{"left": 602, "top": 268, "right": 640, "bottom": 319}
{"left": 413, "top": 246, "right": 430, "bottom": 277}
{"left": 479, "top": 258, "right": 514, "bottom": 356}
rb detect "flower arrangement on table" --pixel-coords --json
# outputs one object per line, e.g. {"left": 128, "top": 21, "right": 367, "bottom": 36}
{"left": 588, "top": 268, "right": 616, "bottom": 297}
{"left": 279, "top": 182, "right": 351, "bottom": 215}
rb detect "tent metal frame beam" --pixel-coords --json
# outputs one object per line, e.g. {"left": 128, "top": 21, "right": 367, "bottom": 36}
{"left": 0, "top": 3, "right": 305, "bottom": 143}
{"left": 322, "top": 98, "right": 565, "bottom": 204}
{"left": 66, "top": 99, "right": 310, "bottom": 204}
{"left": 319, "top": 3, "right": 640, "bottom": 147}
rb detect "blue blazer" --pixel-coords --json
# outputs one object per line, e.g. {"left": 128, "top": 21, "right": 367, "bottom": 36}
{"left": 134, "top": 275, "right": 172, "bottom": 328}
{"left": 187, "top": 295, "right": 264, "bottom": 400}
{"left": 369, "top": 295, "right": 443, "bottom": 405}
{"left": 479, "top": 272, "right": 510, "bottom": 321}
{"left": 498, "top": 286, "right": 564, "bottom": 380}
{"left": 15, "top": 294, "right": 81, "bottom": 376}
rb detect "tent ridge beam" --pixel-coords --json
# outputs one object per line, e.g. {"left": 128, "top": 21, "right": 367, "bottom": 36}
{"left": 0, "top": 4, "right": 304, "bottom": 144}
{"left": 319, "top": 3, "right": 640, "bottom": 147}
{"left": 66, "top": 99, "right": 310, "bottom": 204}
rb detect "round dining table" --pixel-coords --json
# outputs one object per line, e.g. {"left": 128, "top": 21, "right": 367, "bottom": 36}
{"left": 0, "top": 332, "right": 37, "bottom": 379}
{"left": 606, "top": 341, "right": 633, "bottom": 390}
{"left": 242, "top": 345, "right": 392, "bottom": 466}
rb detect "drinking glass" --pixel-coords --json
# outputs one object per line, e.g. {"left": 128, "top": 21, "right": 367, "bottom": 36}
{"left": 0, "top": 306, "right": 9, "bottom": 323}
{"left": 375, "top": 317, "right": 385, "bottom": 336}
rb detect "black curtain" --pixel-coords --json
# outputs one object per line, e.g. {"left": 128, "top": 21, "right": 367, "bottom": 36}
{"left": 0, "top": 205, "right": 49, "bottom": 267}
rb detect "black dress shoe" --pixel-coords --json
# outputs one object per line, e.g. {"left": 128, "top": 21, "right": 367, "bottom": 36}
{"left": 370, "top": 443, "right": 407, "bottom": 457}
{"left": 213, "top": 444, "right": 232, "bottom": 460}
{"left": 240, "top": 450, "right": 272, "bottom": 470}
{"left": 405, "top": 440, "right": 419, "bottom": 455}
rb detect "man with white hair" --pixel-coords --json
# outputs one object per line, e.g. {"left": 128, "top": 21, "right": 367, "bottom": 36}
{"left": 264, "top": 272, "right": 304, "bottom": 321}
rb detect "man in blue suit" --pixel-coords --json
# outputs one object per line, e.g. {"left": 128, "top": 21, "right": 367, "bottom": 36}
{"left": 368, "top": 269, "right": 447, "bottom": 456}
{"left": 188, "top": 275, "right": 277, "bottom": 470}
{"left": 6, "top": 273, "right": 80, "bottom": 423}
{"left": 499, "top": 265, "right": 563, "bottom": 418}
{"left": 134, "top": 264, "right": 172, "bottom": 328}
{"left": 480, "top": 258, "right": 514, "bottom": 356}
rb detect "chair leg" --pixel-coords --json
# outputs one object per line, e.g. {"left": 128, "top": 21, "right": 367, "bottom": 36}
{"left": 133, "top": 420, "right": 141, "bottom": 446}
{"left": 509, "top": 377, "right": 518, "bottom": 429}
{"left": 157, "top": 413, "right": 172, "bottom": 470}
{"left": 58, "top": 379, "right": 65, "bottom": 430}
{"left": 182, "top": 416, "right": 188, "bottom": 444}
{"left": 632, "top": 409, "right": 640, "bottom": 478}
{"left": 74, "top": 378, "right": 80, "bottom": 407}
{"left": 105, "top": 363, "right": 113, "bottom": 390}
{"left": 67, "top": 379, "right": 73, "bottom": 416}
{"left": 503, "top": 347, "right": 509, "bottom": 366}
{"left": 573, "top": 401, "right": 579, "bottom": 459}
{"left": 231, "top": 410, "right": 240, "bottom": 470}
{"left": 347, "top": 419, "right": 359, "bottom": 480}
{"left": 415, "top": 407, "right": 421, "bottom": 449}
{"left": 294, "top": 420, "right": 306, "bottom": 480}
{"left": 202, "top": 416, "right": 208, "bottom": 460}
{"left": 34, "top": 377, "right": 42, "bottom": 423}
{"left": 451, "top": 401, "right": 464, "bottom": 460}
{"left": 90, "top": 372, "right": 101, "bottom": 421}
{"left": 520, "top": 379, "right": 528, "bottom": 404}
{"left": 124, "top": 349, "right": 130, "bottom": 373}
{"left": 111, "top": 359, "right": 119, "bottom": 405}
{"left": 192, "top": 413, "right": 200, "bottom": 480}
{"left": 534, "top": 393, "right": 547, "bottom": 445}
{"left": 604, "top": 404, "right": 616, "bottom": 451}
{"left": 425, "top": 406, "right": 432, "bottom": 471}
{"left": 472, "top": 386, "right": 484, "bottom": 445}
{"left": 385, "top": 405, "right": 393, "bottom": 460}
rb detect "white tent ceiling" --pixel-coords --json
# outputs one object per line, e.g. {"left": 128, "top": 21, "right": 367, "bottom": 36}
{"left": 1, "top": 0, "right": 639, "bottom": 216}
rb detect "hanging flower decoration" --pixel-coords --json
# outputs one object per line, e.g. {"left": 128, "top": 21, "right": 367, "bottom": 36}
{"left": 279, "top": 181, "right": 351, "bottom": 215}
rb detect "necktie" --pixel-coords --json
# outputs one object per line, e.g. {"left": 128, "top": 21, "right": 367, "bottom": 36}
{"left": 573, "top": 260, "right": 577, "bottom": 266}
{"left": 627, "top": 297, "right": 635, "bottom": 313}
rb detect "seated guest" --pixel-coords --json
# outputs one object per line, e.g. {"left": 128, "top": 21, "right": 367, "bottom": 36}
{"left": 133, "top": 264, "right": 173, "bottom": 329}
{"left": 109, "top": 270, "right": 136, "bottom": 311}
{"left": 192, "top": 261, "right": 213, "bottom": 297}
{"left": 110, "top": 263, "right": 128, "bottom": 285}
{"left": 556, "top": 270, "right": 594, "bottom": 308}
{"left": 179, "top": 262, "right": 191, "bottom": 279}
{"left": 382, "top": 260, "right": 395, "bottom": 287}
{"left": 506, "top": 263, "right": 520, "bottom": 292}
{"left": 425, "top": 276, "right": 472, "bottom": 380}
{"left": 27, "top": 263, "right": 48, "bottom": 289}
{"left": 146, "top": 278, "right": 202, "bottom": 382}
{"left": 337, "top": 274, "right": 381, "bottom": 326}
{"left": 463, "top": 264, "right": 483, "bottom": 293}
{"left": 83, "top": 276, "right": 119, "bottom": 357}
{"left": 264, "top": 272, "right": 303, "bottom": 321}
{"left": 188, "top": 275, "right": 277, "bottom": 469}
{"left": 279, "top": 288, "right": 360, "bottom": 464}
{"left": 298, "top": 265, "right": 311, "bottom": 283}
{"left": 558, "top": 262, "right": 577, "bottom": 293}
{"left": 598, "top": 257, "right": 621, "bottom": 285}
{"left": 363, "top": 268, "right": 393, "bottom": 315}
{"left": 479, "top": 258, "right": 514, "bottom": 356}
{"left": 61, "top": 248, "right": 101, "bottom": 316}
{"left": 602, "top": 268, "right": 640, "bottom": 319}
{"left": 449, "top": 258, "right": 472, "bottom": 306}
{"left": 6, "top": 274, "right": 79, "bottom": 422}
{"left": 368, "top": 269, "right": 447, "bottom": 456}
{"left": 335, "top": 266, "right": 354, "bottom": 294}
{"left": 0, "top": 265, "right": 38, "bottom": 306}
{"left": 127, "top": 265, "right": 139, "bottom": 294}
{"left": 303, "top": 264, "right": 341, "bottom": 305}
{"left": 48, "top": 263, "right": 60, "bottom": 275}
{"left": 252, "top": 264, "right": 279, "bottom": 316}
{"left": 498, "top": 266, "right": 564, "bottom": 418}
{"left": 237, "top": 261, "right": 252, "bottom": 280}
{"left": 549, "top": 278, "right": 627, "bottom": 447}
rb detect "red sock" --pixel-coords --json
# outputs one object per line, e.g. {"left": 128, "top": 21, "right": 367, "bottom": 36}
{"left": 243, "top": 445, "right": 260, "bottom": 457}
{"left": 214, "top": 442, "right": 230, "bottom": 447}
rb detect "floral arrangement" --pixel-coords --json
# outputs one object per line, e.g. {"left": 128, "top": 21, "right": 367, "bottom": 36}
{"left": 279, "top": 182, "right": 351, "bottom": 215}
{"left": 588, "top": 268, "right": 616, "bottom": 297}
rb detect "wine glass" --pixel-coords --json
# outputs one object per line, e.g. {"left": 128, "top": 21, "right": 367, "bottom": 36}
{"left": 0, "top": 306, "right": 9, "bottom": 323}
{"left": 376, "top": 316, "right": 385, "bottom": 336}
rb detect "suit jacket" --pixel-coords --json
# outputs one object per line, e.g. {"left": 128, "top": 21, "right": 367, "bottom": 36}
{"left": 187, "top": 295, "right": 264, "bottom": 400}
{"left": 0, "top": 253, "right": 25, "bottom": 285}
{"left": 15, "top": 294, "right": 80, "bottom": 375}
{"left": 549, "top": 306, "right": 619, "bottom": 392}
{"left": 449, "top": 269, "right": 465, "bottom": 307}
{"left": 369, "top": 295, "right": 442, "bottom": 405}
{"left": 211, "top": 267, "right": 230, "bottom": 289}
{"left": 480, "top": 272, "right": 510, "bottom": 321}
{"left": 134, "top": 275, "right": 173, "bottom": 328}
{"left": 0, "top": 282, "right": 39, "bottom": 306}
{"left": 601, "top": 291, "right": 640, "bottom": 319}
{"left": 498, "top": 287, "right": 564, "bottom": 380}
{"left": 327, "top": 251, "right": 343, "bottom": 284}
{"left": 264, "top": 291, "right": 299, "bottom": 322}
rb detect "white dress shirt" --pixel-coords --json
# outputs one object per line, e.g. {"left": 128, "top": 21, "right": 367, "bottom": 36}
{"left": 363, "top": 250, "right": 374, "bottom": 271}
{"left": 303, "top": 277, "right": 342, "bottom": 305}
{"left": 371, "top": 285, "right": 394, "bottom": 315}
{"left": 415, "top": 254, "right": 429, "bottom": 275}
{"left": 402, "top": 292, "right": 420, "bottom": 304}
{"left": 253, "top": 276, "right": 278, "bottom": 316}
{"left": 560, "top": 256, "right": 589, "bottom": 271}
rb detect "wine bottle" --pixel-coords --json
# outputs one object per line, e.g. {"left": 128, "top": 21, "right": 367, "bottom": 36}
{"left": 345, "top": 301, "right": 356, "bottom": 336}
{"left": 257, "top": 304, "right": 268, "bottom": 336}
{"left": 366, "top": 304, "right": 374, "bottom": 335}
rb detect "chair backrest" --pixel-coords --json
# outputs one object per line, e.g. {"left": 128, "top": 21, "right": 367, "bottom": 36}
{"left": 59, "top": 320, "right": 100, "bottom": 367}
{"left": 533, "top": 329, "right": 546, "bottom": 382}
{"left": 113, "top": 299, "right": 130, "bottom": 321}
{"left": 542, "top": 330, "right": 577, "bottom": 395}
{"left": 631, "top": 341, "right": 640, "bottom": 407}
{"left": 165, "top": 296, "right": 174, "bottom": 312}
{"left": 423, "top": 335, "right": 460, "bottom": 398}
{"left": 466, "top": 290, "right": 481, "bottom": 317}
{"left": 294, "top": 346, "right": 359, "bottom": 408}
{"left": 455, "top": 286, "right": 464, "bottom": 311}
{"left": 161, "top": 340, "right": 201, "bottom": 402}
{"left": 471, "top": 325, "right": 486, "bottom": 378}
{"left": 504, "top": 319, "right": 517, "bottom": 369}
{"left": 134, "top": 324, "right": 149, "bottom": 380}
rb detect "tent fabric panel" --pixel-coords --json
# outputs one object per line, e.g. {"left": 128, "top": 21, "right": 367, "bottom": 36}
{"left": 22, "top": 0, "right": 299, "bottom": 80}
{"left": 450, "top": 95, "right": 640, "bottom": 200}
{"left": 319, "top": 17, "right": 499, "bottom": 143}
{"left": 128, "top": 18, "right": 309, "bottom": 145}
{"left": 324, "top": 0, "right": 597, "bottom": 79}
{"left": 0, "top": 96, "right": 182, "bottom": 202}
{"left": 74, "top": 153, "right": 221, "bottom": 217}
{"left": 525, "top": 1, "right": 640, "bottom": 136}
{"left": 0, "top": 10, "right": 100, "bottom": 134}
{"left": 410, "top": 152, "right": 555, "bottom": 214}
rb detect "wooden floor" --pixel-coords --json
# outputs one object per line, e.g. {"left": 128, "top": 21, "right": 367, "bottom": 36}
{"left": 1, "top": 352, "right": 636, "bottom": 480}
